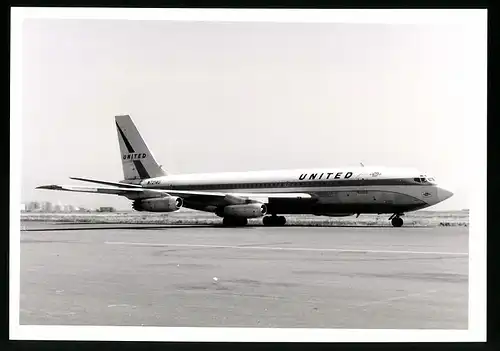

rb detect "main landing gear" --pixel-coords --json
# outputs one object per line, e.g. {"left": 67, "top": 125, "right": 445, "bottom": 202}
{"left": 222, "top": 216, "right": 248, "bottom": 226}
{"left": 389, "top": 213, "right": 404, "bottom": 227}
{"left": 263, "top": 215, "right": 286, "bottom": 226}
{"left": 221, "top": 215, "right": 287, "bottom": 227}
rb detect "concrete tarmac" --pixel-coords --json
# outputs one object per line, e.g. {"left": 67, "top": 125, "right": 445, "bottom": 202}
{"left": 20, "top": 222, "right": 468, "bottom": 329}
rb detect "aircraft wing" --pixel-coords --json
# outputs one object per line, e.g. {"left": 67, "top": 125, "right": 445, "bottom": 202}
{"left": 36, "top": 182, "right": 313, "bottom": 206}
{"left": 163, "top": 189, "right": 313, "bottom": 206}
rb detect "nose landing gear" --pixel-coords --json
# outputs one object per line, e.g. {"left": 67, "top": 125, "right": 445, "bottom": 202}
{"left": 389, "top": 213, "right": 404, "bottom": 227}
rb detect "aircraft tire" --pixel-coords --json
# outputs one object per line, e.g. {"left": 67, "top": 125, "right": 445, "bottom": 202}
{"left": 278, "top": 216, "right": 286, "bottom": 226}
{"left": 263, "top": 215, "right": 286, "bottom": 226}
{"left": 223, "top": 217, "right": 248, "bottom": 226}
{"left": 263, "top": 216, "right": 271, "bottom": 226}
{"left": 391, "top": 217, "right": 403, "bottom": 227}
{"left": 263, "top": 216, "right": 277, "bottom": 226}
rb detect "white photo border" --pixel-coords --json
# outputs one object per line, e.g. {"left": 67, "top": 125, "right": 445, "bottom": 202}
{"left": 10, "top": 7, "right": 487, "bottom": 342}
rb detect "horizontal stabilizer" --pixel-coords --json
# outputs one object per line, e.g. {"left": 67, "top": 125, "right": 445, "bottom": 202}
{"left": 69, "top": 177, "right": 142, "bottom": 188}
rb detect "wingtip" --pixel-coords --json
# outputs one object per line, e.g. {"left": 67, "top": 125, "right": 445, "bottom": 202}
{"left": 36, "top": 185, "right": 63, "bottom": 190}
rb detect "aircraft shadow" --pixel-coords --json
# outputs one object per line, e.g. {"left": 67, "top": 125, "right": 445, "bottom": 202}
{"left": 22, "top": 225, "right": 217, "bottom": 232}
{"left": 22, "top": 224, "right": 429, "bottom": 231}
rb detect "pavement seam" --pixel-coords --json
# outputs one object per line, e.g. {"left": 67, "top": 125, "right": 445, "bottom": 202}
{"left": 104, "top": 241, "right": 468, "bottom": 256}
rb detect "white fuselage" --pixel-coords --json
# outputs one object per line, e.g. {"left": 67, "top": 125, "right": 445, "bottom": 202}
{"left": 134, "top": 166, "right": 452, "bottom": 215}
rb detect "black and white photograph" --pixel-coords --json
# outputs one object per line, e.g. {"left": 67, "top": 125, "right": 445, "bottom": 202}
{"left": 11, "top": 8, "right": 487, "bottom": 342}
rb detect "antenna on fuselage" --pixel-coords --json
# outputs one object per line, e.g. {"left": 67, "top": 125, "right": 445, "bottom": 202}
{"left": 360, "top": 162, "right": 365, "bottom": 167}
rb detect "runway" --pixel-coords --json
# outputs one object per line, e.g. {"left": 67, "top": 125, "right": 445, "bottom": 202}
{"left": 20, "top": 222, "right": 469, "bottom": 329}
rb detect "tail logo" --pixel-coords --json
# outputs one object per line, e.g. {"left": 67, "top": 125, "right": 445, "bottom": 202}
{"left": 123, "top": 153, "right": 147, "bottom": 160}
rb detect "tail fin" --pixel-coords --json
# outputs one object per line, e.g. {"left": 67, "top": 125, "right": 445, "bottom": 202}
{"left": 115, "top": 115, "right": 167, "bottom": 181}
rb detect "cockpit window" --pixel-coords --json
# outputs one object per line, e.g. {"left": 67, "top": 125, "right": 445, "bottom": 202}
{"left": 415, "top": 175, "right": 436, "bottom": 183}
{"left": 415, "top": 177, "right": 434, "bottom": 183}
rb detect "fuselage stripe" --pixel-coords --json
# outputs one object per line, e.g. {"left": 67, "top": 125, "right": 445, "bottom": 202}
{"left": 143, "top": 178, "right": 435, "bottom": 190}
{"left": 133, "top": 160, "right": 151, "bottom": 179}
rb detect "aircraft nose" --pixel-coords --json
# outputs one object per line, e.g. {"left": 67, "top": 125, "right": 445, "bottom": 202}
{"left": 437, "top": 186, "right": 454, "bottom": 202}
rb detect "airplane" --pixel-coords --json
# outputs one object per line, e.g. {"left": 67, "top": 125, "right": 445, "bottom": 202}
{"left": 36, "top": 115, "right": 454, "bottom": 227}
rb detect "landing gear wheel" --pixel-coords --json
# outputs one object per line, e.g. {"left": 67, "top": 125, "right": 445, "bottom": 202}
{"left": 223, "top": 217, "right": 248, "bottom": 226}
{"left": 278, "top": 216, "right": 286, "bottom": 226}
{"left": 391, "top": 217, "right": 403, "bottom": 227}
{"left": 263, "top": 216, "right": 271, "bottom": 226}
{"left": 263, "top": 215, "right": 286, "bottom": 226}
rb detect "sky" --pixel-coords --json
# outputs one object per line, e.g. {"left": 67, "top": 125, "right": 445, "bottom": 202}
{"left": 20, "top": 16, "right": 486, "bottom": 211}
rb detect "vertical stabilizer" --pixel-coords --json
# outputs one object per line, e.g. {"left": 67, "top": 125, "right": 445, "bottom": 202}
{"left": 115, "top": 115, "right": 167, "bottom": 181}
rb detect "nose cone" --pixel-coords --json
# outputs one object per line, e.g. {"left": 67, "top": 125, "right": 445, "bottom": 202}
{"left": 437, "top": 186, "right": 454, "bottom": 202}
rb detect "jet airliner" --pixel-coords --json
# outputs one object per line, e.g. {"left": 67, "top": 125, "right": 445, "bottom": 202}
{"left": 37, "top": 115, "right": 454, "bottom": 227}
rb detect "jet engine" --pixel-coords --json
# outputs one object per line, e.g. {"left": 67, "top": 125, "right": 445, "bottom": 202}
{"left": 216, "top": 203, "right": 267, "bottom": 218}
{"left": 132, "top": 196, "right": 183, "bottom": 212}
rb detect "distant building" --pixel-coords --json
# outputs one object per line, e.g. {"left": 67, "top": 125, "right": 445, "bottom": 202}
{"left": 41, "top": 201, "right": 53, "bottom": 213}
{"left": 98, "top": 207, "right": 116, "bottom": 213}
{"left": 22, "top": 201, "right": 96, "bottom": 213}
{"left": 62, "top": 204, "right": 75, "bottom": 212}
{"left": 26, "top": 201, "right": 41, "bottom": 212}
